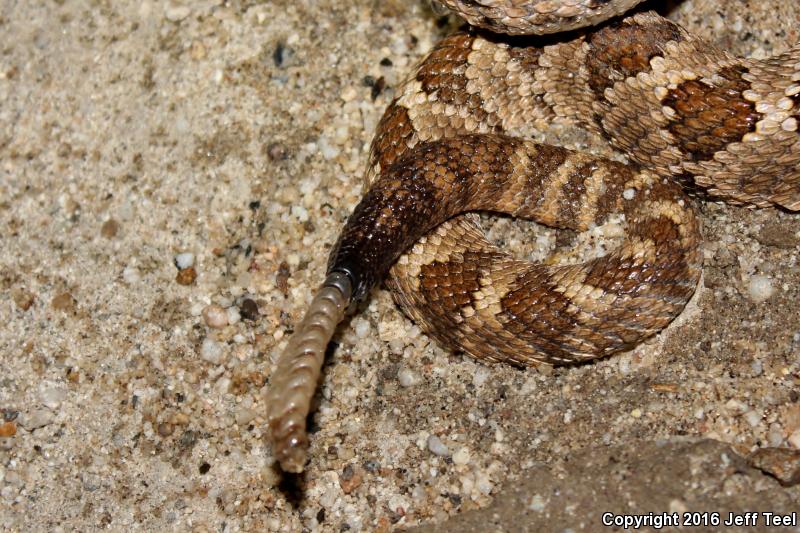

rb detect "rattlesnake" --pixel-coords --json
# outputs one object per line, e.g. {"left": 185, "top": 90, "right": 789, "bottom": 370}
{"left": 265, "top": 0, "right": 800, "bottom": 473}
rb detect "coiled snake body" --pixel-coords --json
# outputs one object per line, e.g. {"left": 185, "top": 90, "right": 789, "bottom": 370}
{"left": 266, "top": 0, "right": 800, "bottom": 472}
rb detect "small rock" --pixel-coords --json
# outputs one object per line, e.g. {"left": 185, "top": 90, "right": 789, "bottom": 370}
{"left": 165, "top": 4, "right": 191, "bottom": 22}
{"left": 744, "top": 410, "right": 762, "bottom": 427}
{"left": 397, "top": 367, "right": 420, "bottom": 387}
{"left": 427, "top": 435, "right": 450, "bottom": 457}
{"left": 51, "top": 292, "right": 76, "bottom": 312}
{"left": 472, "top": 366, "right": 491, "bottom": 388}
{"left": 20, "top": 409, "right": 53, "bottom": 430}
{"left": 340, "top": 85, "right": 358, "bottom": 102}
{"left": 0, "top": 422, "right": 16, "bottom": 437}
{"left": 202, "top": 304, "right": 229, "bottom": 329}
{"left": 174, "top": 252, "right": 195, "bottom": 269}
{"left": 789, "top": 430, "right": 800, "bottom": 450}
{"left": 176, "top": 267, "right": 197, "bottom": 286}
{"left": 12, "top": 287, "right": 35, "bottom": 311}
{"left": 452, "top": 447, "right": 471, "bottom": 465}
{"left": 749, "top": 447, "right": 800, "bottom": 486}
{"left": 528, "top": 494, "right": 546, "bottom": 512}
{"left": 200, "top": 338, "right": 224, "bottom": 365}
{"left": 239, "top": 298, "right": 259, "bottom": 321}
{"left": 235, "top": 406, "right": 257, "bottom": 426}
{"left": 748, "top": 275, "right": 775, "bottom": 303}
{"left": 122, "top": 266, "right": 140, "bottom": 284}
{"left": 339, "top": 465, "right": 363, "bottom": 494}
{"left": 40, "top": 387, "right": 67, "bottom": 410}
{"left": 275, "top": 261, "right": 290, "bottom": 296}
{"left": 226, "top": 306, "right": 241, "bottom": 325}
{"left": 353, "top": 318, "right": 371, "bottom": 338}
{"left": 100, "top": 219, "right": 120, "bottom": 238}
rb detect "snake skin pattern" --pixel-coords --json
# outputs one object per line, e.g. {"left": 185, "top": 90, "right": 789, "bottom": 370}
{"left": 437, "top": 0, "right": 648, "bottom": 35}
{"left": 266, "top": 3, "right": 800, "bottom": 472}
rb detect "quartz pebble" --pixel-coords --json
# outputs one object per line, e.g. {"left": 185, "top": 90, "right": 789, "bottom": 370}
{"left": 40, "top": 388, "right": 67, "bottom": 410}
{"left": 397, "top": 367, "right": 420, "bottom": 387}
{"left": 20, "top": 409, "right": 53, "bottom": 430}
{"left": 200, "top": 338, "right": 224, "bottom": 365}
{"left": 789, "top": 430, "right": 800, "bottom": 449}
{"left": 748, "top": 275, "right": 775, "bottom": 303}
{"left": 174, "top": 252, "right": 195, "bottom": 270}
{"left": 427, "top": 435, "right": 450, "bottom": 457}
{"left": 452, "top": 447, "right": 471, "bottom": 465}
{"left": 235, "top": 406, "right": 257, "bottom": 426}
{"left": 202, "top": 304, "right": 229, "bottom": 328}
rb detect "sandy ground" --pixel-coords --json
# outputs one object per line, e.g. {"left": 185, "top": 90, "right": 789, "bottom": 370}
{"left": 1, "top": 0, "right": 799, "bottom": 531}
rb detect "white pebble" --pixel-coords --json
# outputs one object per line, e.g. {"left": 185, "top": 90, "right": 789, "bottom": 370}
{"left": 215, "top": 376, "right": 231, "bottom": 394}
{"left": 165, "top": 4, "right": 191, "bottom": 21}
{"left": 226, "top": 306, "right": 241, "bottom": 325}
{"left": 744, "top": 410, "right": 762, "bottom": 427}
{"left": 40, "top": 388, "right": 67, "bottom": 410}
{"left": 725, "top": 399, "right": 748, "bottom": 414}
{"left": 122, "top": 266, "right": 140, "bottom": 284}
{"left": 452, "top": 446, "right": 471, "bottom": 465}
{"left": 20, "top": 409, "right": 53, "bottom": 430}
{"left": 748, "top": 275, "right": 774, "bottom": 303}
{"left": 788, "top": 430, "right": 800, "bottom": 449}
{"left": 623, "top": 188, "right": 636, "bottom": 200}
{"left": 340, "top": 86, "right": 358, "bottom": 102}
{"left": 353, "top": 318, "right": 371, "bottom": 338}
{"left": 200, "top": 338, "right": 224, "bottom": 365}
{"left": 398, "top": 367, "right": 420, "bottom": 387}
{"left": 202, "top": 304, "right": 229, "bottom": 328}
{"left": 427, "top": 435, "right": 450, "bottom": 457}
{"left": 174, "top": 252, "right": 195, "bottom": 269}
{"left": 235, "top": 407, "right": 258, "bottom": 426}
{"left": 528, "top": 494, "right": 546, "bottom": 512}
{"left": 472, "top": 366, "right": 491, "bottom": 388}
{"left": 291, "top": 205, "right": 309, "bottom": 222}
{"left": 768, "top": 424, "right": 784, "bottom": 447}
{"left": 475, "top": 471, "right": 493, "bottom": 495}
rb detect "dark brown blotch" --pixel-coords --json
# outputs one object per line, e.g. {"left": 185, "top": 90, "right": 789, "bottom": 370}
{"left": 418, "top": 250, "right": 498, "bottom": 315}
{"left": 369, "top": 103, "right": 416, "bottom": 171}
{"left": 506, "top": 44, "right": 544, "bottom": 73}
{"left": 661, "top": 65, "right": 759, "bottom": 161}
{"left": 558, "top": 160, "right": 595, "bottom": 222}
{"left": 586, "top": 18, "right": 683, "bottom": 97}
{"left": 416, "top": 33, "right": 474, "bottom": 96}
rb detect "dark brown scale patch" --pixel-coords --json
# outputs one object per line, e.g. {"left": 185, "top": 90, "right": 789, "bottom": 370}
{"left": 506, "top": 44, "right": 544, "bottom": 73}
{"left": 526, "top": 144, "right": 568, "bottom": 191}
{"left": 415, "top": 33, "right": 502, "bottom": 132}
{"left": 416, "top": 33, "right": 474, "bottom": 96}
{"left": 661, "top": 65, "right": 759, "bottom": 161}
{"left": 418, "top": 250, "right": 498, "bottom": 316}
{"left": 586, "top": 18, "right": 683, "bottom": 97}
{"left": 498, "top": 267, "right": 584, "bottom": 360}
{"left": 591, "top": 162, "right": 631, "bottom": 226}
{"left": 370, "top": 103, "right": 415, "bottom": 171}
{"left": 558, "top": 161, "right": 594, "bottom": 223}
